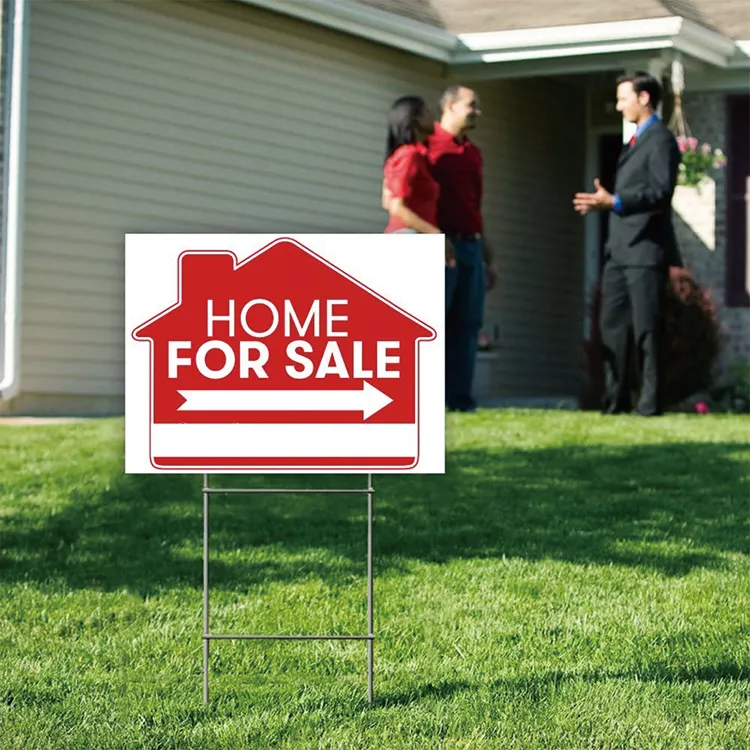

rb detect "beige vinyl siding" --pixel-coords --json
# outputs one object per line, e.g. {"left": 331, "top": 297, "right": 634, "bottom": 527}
{"left": 470, "top": 77, "right": 586, "bottom": 399}
{"left": 18, "top": 0, "right": 443, "bottom": 405}
{"left": 15, "top": 0, "right": 586, "bottom": 413}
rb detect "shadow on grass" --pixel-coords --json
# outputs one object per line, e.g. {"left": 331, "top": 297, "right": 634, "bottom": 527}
{"left": 380, "top": 661, "right": 749, "bottom": 708}
{"left": 1, "top": 442, "right": 748, "bottom": 594}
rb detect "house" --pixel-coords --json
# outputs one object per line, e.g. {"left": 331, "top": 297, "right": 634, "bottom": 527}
{"left": 1, "top": 0, "right": 748, "bottom": 416}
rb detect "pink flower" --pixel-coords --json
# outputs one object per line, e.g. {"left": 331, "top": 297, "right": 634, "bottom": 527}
{"left": 701, "top": 142, "right": 712, "bottom": 155}
{"left": 687, "top": 137, "right": 698, "bottom": 150}
{"left": 695, "top": 401, "right": 710, "bottom": 414}
{"left": 677, "top": 136, "right": 688, "bottom": 153}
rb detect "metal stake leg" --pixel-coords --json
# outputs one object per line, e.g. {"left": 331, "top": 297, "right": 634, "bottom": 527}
{"left": 367, "top": 473, "right": 374, "bottom": 705}
{"left": 203, "top": 473, "right": 210, "bottom": 705}
{"left": 200, "top": 473, "right": 376, "bottom": 706}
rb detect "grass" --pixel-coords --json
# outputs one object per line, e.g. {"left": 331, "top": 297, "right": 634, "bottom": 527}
{"left": 0, "top": 410, "right": 749, "bottom": 749}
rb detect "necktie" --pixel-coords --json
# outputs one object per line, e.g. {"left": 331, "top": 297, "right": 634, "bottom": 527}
{"left": 629, "top": 134, "right": 636, "bottom": 147}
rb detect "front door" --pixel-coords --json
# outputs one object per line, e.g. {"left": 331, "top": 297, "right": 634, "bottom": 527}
{"left": 597, "top": 133, "right": 625, "bottom": 273}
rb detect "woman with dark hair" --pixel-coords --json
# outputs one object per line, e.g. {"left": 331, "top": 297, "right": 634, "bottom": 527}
{"left": 381, "top": 96, "right": 443, "bottom": 236}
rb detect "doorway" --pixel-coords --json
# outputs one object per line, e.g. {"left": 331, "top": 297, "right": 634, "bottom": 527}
{"left": 597, "top": 133, "right": 625, "bottom": 272}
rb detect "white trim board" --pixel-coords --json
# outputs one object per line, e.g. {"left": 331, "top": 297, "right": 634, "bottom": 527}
{"left": 456, "top": 17, "right": 735, "bottom": 68}
{"left": 236, "top": 0, "right": 455, "bottom": 61}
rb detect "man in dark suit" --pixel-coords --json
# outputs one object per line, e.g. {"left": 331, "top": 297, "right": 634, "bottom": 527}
{"left": 574, "top": 71, "right": 681, "bottom": 416}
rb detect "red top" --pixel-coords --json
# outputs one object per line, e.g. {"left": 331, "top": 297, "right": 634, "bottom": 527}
{"left": 425, "top": 123, "right": 484, "bottom": 235}
{"left": 383, "top": 143, "right": 440, "bottom": 233}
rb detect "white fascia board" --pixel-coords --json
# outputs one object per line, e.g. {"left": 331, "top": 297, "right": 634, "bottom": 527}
{"left": 455, "top": 17, "right": 736, "bottom": 68}
{"left": 236, "top": 0, "right": 456, "bottom": 61}
{"left": 457, "top": 18, "right": 683, "bottom": 53}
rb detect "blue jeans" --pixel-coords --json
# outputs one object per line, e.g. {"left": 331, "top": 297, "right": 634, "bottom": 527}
{"left": 445, "top": 237, "right": 485, "bottom": 411}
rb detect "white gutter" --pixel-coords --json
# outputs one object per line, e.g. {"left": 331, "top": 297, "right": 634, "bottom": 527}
{"left": 454, "top": 18, "right": 737, "bottom": 68}
{"left": 237, "top": 0, "right": 456, "bottom": 61}
{"left": 0, "top": 0, "right": 29, "bottom": 403}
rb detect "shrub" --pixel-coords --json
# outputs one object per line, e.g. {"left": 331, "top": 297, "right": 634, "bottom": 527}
{"left": 580, "top": 267, "right": 724, "bottom": 410}
{"left": 710, "top": 361, "right": 750, "bottom": 414}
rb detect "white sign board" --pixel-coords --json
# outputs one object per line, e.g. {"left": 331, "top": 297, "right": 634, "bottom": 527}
{"left": 125, "top": 234, "right": 445, "bottom": 474}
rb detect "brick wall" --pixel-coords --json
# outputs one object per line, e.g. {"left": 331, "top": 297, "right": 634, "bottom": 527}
{"left": 671, "top": 91, "right": 750, "bottom": 379}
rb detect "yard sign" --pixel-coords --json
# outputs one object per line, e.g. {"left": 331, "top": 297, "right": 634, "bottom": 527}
{"left": 125, "top": 234, "right": 445, "bottom": 474}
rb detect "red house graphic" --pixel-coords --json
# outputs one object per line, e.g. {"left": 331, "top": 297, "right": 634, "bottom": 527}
{"left": 132, "top": 237, "right": 436, "bottom": 471}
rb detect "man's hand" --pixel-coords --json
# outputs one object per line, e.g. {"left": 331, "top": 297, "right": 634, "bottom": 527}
{"left": 573, "top": 178, "right": 615, "bottom": 215}
{"left": 485, "top": 261, "right": 498, "bottom": 290}
{"left": 481, "top": 237, "right": 498, "bottom": 290}
{"left": 445, "top": 238, "right": 456, "bottom": 268}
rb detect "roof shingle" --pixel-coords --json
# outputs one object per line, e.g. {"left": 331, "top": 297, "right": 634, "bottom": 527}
{"left": 349, "top": 0, "right": 750, "bottom": 40}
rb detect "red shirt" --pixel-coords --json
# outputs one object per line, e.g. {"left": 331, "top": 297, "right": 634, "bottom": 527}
{"left": 425, "top": 123, "right": 484, "bottom": 235}
{"left": 383, "top": 143, "right": 439, "bottom": 233}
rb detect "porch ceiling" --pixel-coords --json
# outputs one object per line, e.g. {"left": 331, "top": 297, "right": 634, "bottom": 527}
{"left": 451, "top": 51, "right": 671, "bottom": 82}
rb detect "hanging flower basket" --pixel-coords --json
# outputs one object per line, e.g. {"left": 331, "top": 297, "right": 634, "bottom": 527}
{"left": 668, "top": 58, "right": 729, "bottom": 189}
{"left": 676, "top": 137, "right": 727, "bottom": 188}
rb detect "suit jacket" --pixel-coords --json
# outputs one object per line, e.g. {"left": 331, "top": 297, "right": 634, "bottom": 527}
{"left": 606, "top": 120, "right": 682, "bottom": 268}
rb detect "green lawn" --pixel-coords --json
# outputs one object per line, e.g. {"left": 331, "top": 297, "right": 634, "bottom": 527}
{"left": 1, "top": 411, "right": 749, "bottom": 749}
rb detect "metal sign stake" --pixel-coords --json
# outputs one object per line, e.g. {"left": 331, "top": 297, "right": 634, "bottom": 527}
{"left": 202, "top": 473, "right": 375, "bottom": 706}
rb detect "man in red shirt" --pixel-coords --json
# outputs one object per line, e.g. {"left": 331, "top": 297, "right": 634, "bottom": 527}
{"left": 426, "top": 85, "right": 498, "bottom": 412}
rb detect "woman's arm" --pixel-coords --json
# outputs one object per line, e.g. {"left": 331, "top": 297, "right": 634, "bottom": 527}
{"left": 388, "top": 197, "right": 441, "bottom": 234}
{"left": 381, "top": 179, "right": 392, "bottom": 211}
{"left": 389, "top": 198, "right": 455, "bottom": 266}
